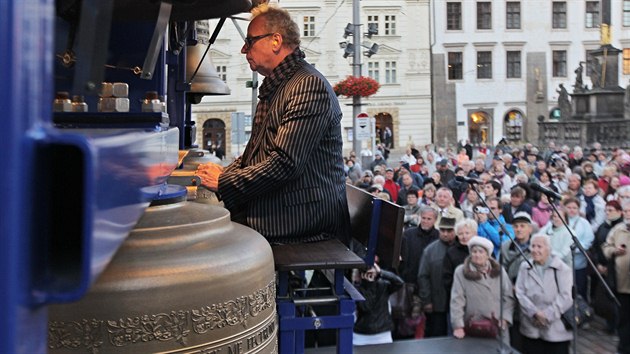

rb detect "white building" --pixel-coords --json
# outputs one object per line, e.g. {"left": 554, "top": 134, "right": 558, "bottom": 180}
{"left": 192, "top": 0, "right": 432, "bottom": 158}
{"left": 431, "top": 0, "right": 630, "bottom": 147}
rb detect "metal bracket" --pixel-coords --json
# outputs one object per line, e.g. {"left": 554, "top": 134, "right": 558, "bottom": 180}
{"left": 141, "top": 1, "right": 173, "bottom": 80}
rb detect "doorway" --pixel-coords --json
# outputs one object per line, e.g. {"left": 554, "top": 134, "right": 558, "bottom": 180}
{"left": 202, "top": 119, "right": 226, "bottom": 158}
{"left": 374, "top": 112, "right": 394, "bottom": 148}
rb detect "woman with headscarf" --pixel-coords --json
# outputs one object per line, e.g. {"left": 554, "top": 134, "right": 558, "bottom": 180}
{"left": 450, "top": 236, "right": 514, "bottom": 343}
{"left": 515, "top": 234, "right": 573, "bottom": 354}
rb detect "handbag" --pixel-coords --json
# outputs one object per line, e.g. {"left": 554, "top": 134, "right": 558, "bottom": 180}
{"left": 553, "top": 269, "right": 593, "bottom": 330}
{"left": 464, "top": 315, "right": 499, "bottom": 338}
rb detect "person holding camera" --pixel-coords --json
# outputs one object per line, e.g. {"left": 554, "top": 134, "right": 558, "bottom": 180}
{"left": 602, "top": 201, "right": 630, "bottom": 354}
{"left": 353, "top": 262, "right": 404, "bottom": 345}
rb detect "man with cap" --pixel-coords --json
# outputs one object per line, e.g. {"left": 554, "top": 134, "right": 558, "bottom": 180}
{"left": 418, "top": 217, "right": 457, "bottom": 337}
{"left": 369, "top": 150, "right": 388, "bottom": 172}
{"left": 383, "top": 167, "right": 400, "bottom": 203}
{"left": 355, "top": 170, "right": 373, "bottom": 189}
{"left": 437, "top": 158, "right": 456, "bottom": 185}
{"left": 500, "top": 211, "right": 534, "bottom": 352}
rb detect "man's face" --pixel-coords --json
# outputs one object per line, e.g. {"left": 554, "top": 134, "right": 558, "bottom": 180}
{"left": 488, "top": 200, "right": 500, "bottom": 215}
{"left": 623, "top": 206, "right": 630, "bottom": 224}
{"left": 407, "top": 194, "right": 418, "bottom": 206}
{"left": 435, "top": 190, "right": 451, "bottom": 208}
{"left": 242, "top": 16, "right": 276, "bottom": 76}
{"left": 439, "top": 228, "right": 456, "bottom": 243}
{"left": 402, "top": 174, "right": 413, "bottom": 187}
{"left": 385, "top": 170, "right": 394, "bottom": 180}
{"left": 475, "top": 160, "right": 485, "bottom": 171}
{"left": 513, "top": 221, "right": 532, "bottom": 242}
{"left": 420, "top": 211, "right": 436, "bottom": 230}
{"left": 483, "top": 183, "right": 496, "bottom": 197}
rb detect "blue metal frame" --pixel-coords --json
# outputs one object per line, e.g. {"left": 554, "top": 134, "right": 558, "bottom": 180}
{"left": 276, "top": 195, "right": 384, "bottom": 354}
{"left": 0, "top": 1, "right": 179, "bottom": 352}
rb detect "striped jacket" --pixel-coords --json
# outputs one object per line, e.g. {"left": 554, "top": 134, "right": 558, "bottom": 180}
{"left": 218, "top": 49, "right": 349, "bottom": 244}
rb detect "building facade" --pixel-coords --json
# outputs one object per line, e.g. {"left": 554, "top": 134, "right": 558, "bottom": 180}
{"left": 431, "top": 0, "right": 630, "bottom": 147}
{"left": 192, "top": 0, "right": 432, "bottom": 158}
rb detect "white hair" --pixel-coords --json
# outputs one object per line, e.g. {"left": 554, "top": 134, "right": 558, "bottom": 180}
{"left": 455, "top": 218, "right": 478, "bottom": 235}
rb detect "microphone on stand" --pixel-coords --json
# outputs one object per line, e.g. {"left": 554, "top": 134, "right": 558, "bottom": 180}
{"left": 529, "top": 183, "right": 562, "bottom": 201}
{"left": 455, "top": 175, "right": 483, "bottom": 185}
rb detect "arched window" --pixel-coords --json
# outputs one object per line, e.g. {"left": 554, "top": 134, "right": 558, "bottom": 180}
{"left": 504, "top": 110, "right": 524, "bottom": 142}
{"left": 468, "top": 111, "right": 491, "bottom": 145}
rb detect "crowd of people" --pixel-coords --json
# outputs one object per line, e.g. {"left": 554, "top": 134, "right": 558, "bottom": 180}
{"left": 346, "top": 141, "right": 630, "bottom": 354}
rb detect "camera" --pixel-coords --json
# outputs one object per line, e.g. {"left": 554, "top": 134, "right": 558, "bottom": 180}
{"left": 474, "top": 206, "right": 490, "bottom": 214}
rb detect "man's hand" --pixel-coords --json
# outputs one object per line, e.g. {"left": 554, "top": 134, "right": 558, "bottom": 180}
{"left": 453, "top": 328, "right": 465, "bottom": 339}
{"left": 195, "top": 162, "right": 223, "bottom": 191}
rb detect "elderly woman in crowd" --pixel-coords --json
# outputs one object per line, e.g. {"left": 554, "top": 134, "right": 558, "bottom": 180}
{"left": 443, "top": 219, "right": 478, "bottom": 302}
{"left": 539, "top": 206, "right": 573, "bottom": 267}
{"left": 450, "top": 236, "right": 514, "bottom": 342}
{"left": 515, "top": 234, "right": 573, "bottom": 354}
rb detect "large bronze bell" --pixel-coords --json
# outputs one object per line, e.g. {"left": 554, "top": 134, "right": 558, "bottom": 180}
{"left": 186, "top": 20, "right": 230, "bottom": 104}
{"left": 48, "top": 186, "right": 277, "bottom": 353}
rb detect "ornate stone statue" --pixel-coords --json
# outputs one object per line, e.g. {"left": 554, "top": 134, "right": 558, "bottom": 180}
{"left": 556, "top": 84, "right": 571, "bottom": 120}
{"left": 588, "top": 56, "right": 602, "bottom": 89}
{"left": 534, "top": 67, "right": 544, "bottom": 102}
{"left": 573, "top": 62, "right": 585, "bottom": 92}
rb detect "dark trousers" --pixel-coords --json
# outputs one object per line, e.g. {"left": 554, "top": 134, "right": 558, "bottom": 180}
{"left": 618, "top": 293, "right": 630, "bottom": 354}
{"left": 509, "top": 320, "right": 524, "bottom": 353}
{"left": 575, "top": 268, "right": 588, "bottom": 300}
{"left": 521, "top": 336, "right": 569, "bottom": 354}
{"left": 424, "top": 311, "right": 447, "bottom": 337}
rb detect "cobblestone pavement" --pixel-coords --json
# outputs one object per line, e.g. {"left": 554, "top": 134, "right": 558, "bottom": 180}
{"left": 574, "top": 316, "right": 618, "bottom": 354}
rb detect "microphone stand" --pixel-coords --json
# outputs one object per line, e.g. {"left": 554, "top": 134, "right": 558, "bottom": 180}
{"left": 469, "top": 183, "right": 531, "bottom": 354}
{"left": 547, "top": 197, "right": 621, "bottom": 354}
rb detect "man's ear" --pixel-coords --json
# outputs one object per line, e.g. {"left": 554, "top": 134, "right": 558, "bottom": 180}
{"left": 271, "top": 33, "right": 283, "bottom": 51}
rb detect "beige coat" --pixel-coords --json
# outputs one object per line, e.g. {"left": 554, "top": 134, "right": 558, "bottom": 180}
{"left": 450, "top": 258, "right": 514, "bottom": 331}
{"left": 602, "top": 222, "right": 630, "bottom": 294}
{"left": 515, "top": 254, "right": 573, "bottom": 342}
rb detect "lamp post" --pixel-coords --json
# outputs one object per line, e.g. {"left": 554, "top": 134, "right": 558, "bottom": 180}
{"left": 352, "top": 0, "right": 362, "bottom": 155}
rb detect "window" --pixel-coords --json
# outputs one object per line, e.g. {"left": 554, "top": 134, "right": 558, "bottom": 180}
{"left": 552, "top": 50, "right": 567, "bottom": 77}
{"left": 477, "top": 2, "right": 492, "bottom": 29}
{"left": 624, "top": 0, "right": 630, "bottom": 26}
{"left": 477, "top": 51, "right": 492, "bottom": 79}
{"left": 367, "top": 15, "right": 379, "bottom": 35}
{"left": 448, "top": 52, "right": 463, "bottom": 80}
{"left": 624, "top": 48, "right": 630, "bottom": 74}
{"left": 506, "top": 2, "right": 521, "bottom": 29}
{"left": 368, "top": 61, "right": 380, "bottom": 82}
{"left": 552, "top": 2, "right": 567, "bottom": 28}
{"left": 303, "top": 16, "right": 315, "bottom": 37}
{"left": 385, "top": 61, "right": 397, "bottom": 83}
{"left": 216, "top": 65, "right": 227, "bottom": 81}
{"left": 447, "top": 2, "right": 462, "bottom": 30}
{"left": 506, "top": 51, "right": 521, "bottom": 78}
{"left": 585, "top": 1, "right": 600, "bottom": 28}
{"left": 384, "top": 15, "right": 396, "bottom": 35}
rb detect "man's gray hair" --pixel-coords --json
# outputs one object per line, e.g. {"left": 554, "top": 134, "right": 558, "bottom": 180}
{"left": 419, "top": 205, "right": 438, "bottom": 218}
{"left": 251, "top": 4, "right": 301, "bottom": 48}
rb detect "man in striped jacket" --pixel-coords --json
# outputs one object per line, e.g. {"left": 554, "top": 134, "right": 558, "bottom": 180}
{"left": 198, "top": 3, "right": 350, "bottom": 244}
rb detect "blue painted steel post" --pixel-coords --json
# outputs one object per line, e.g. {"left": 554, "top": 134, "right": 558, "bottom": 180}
{"left": 0, "top": 0, "right": 54, "bottom": 352}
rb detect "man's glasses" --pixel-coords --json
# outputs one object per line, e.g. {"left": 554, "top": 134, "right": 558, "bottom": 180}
{"left": 243, "top": 33, "right": 274, "bottom": 50}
